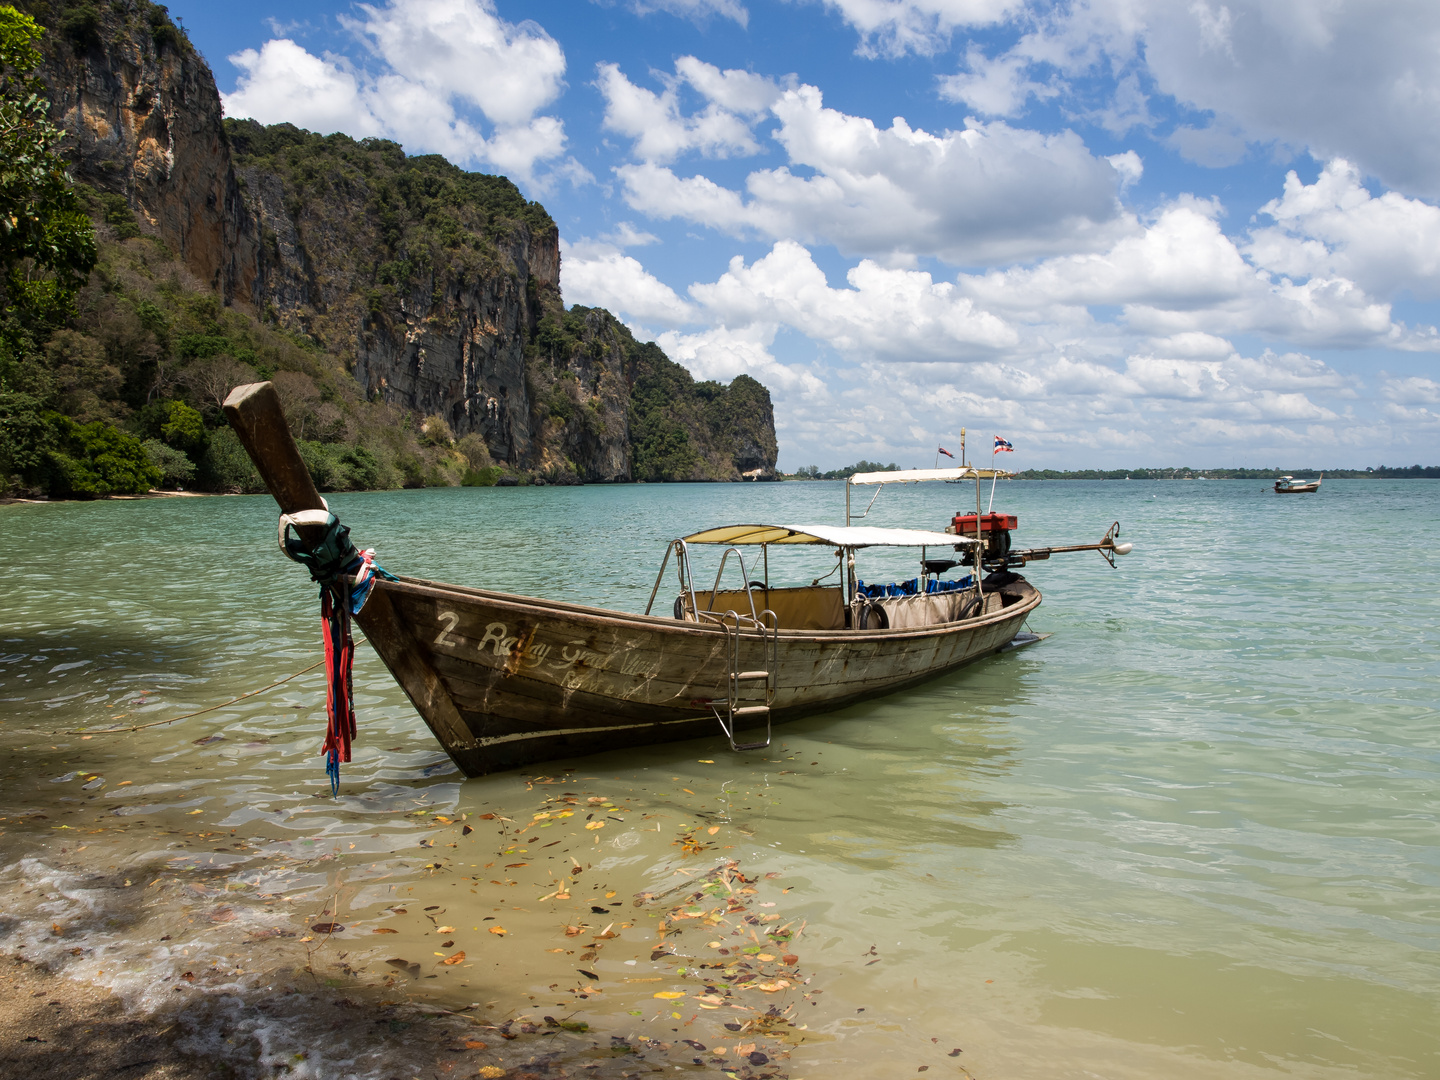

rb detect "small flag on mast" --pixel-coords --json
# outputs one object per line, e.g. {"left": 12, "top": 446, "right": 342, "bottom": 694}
{"left": 938, "top": 446, "right": 955, "bottom": 459}
{"left": 993, "top": 436, "right": 1014, "bottom": 454}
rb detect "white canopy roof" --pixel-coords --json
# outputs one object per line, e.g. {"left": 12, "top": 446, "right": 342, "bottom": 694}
{"left": 849, "top": 466, "right": 1011, "bottom": 485}
{"left": 682, "top": 523, "right": 977, "bottom": 548}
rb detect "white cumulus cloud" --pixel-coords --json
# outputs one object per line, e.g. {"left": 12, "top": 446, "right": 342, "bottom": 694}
{"left": 616, "top": 83, "right": 1137, "bottom": 263}
{"left": 223, "top": 0, "right": 573, "bottom": 184}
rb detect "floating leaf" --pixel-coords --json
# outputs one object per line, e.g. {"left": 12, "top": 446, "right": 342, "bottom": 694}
{"left": 752, "top": 979, "right": 790, "bottom": 992}
{"left": 437, "top": 926, "right": 456, "bottom": 934}
{"left": 782, "top": 953, "right": 799, "bottom": 965}
{"left": 372, "top": 928, "right": 399, "bottom": 934}
{"left": 464, "top": 1040, "right": 488, "bottom": 1050}
{"left": 462, "top": 825, "right": 473, "bottom": 835}
{"left": 707, "top": 940, "right": 723, "bottom": 948}
{"left": 653, "top": 991, "right": 686, "bottom": 999}
{"left": 756, "top": 953, "right": 775, "bottom": 961}
{"left": 479, "top": 1067, "right": 505, "bottom": 1078}
{"left": 504, "top": 863, "right": 528, "bottom": 869}
{"left": 564, "top": 925, "right": 583, "bottom": 936}
{"left": 578, "top": 969, "right": 600, "bottom": 980}
{"left": 585, "top": 821, "right": 605, "bottom": 831}
{"left": 310, "top": 923, "right": 344, "bottom": 934}
{"left": 707, "top": 826, "right": 720, "bottom": 835}
{"left": 441, "top": 951, "right": 466, "bottom": 965}
{"left": 698, "top": 759, "right": 715, "bottom": 764}
{"left": 488, "top": 927, "right": 506, "bottom": 936}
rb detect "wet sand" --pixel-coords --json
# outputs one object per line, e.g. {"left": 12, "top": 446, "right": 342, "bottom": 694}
{"left": 4, "top": 955, "right": 195, "bottom": 1079}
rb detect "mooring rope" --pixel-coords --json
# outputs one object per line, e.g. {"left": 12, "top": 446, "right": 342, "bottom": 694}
{"left": 52, "top": 642, "right": 366, "bottom": 736}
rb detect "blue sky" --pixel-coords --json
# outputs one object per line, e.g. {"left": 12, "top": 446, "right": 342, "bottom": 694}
{"left": 167, "top": 0, "right": 1440, "bottom": 470}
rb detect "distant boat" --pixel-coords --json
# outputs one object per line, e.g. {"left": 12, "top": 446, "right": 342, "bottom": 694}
{"left": 1275, "top": 474, "right": 1322, "bottom": 494}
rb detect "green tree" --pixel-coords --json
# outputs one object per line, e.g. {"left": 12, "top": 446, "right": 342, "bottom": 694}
{"left": 0, "top": 5, "right": 97, "bottom": 326}
{"left": 45, "top": 413, "right": 161, "bottom": 496}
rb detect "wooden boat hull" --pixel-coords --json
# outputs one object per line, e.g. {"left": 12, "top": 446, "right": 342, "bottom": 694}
{"left": 356, "top": 574, "right": 1043, "bottom": 776}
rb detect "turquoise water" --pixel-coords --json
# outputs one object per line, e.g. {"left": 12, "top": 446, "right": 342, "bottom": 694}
{"left": 1, "top": 479, "right": 1437, "bottom": 1078}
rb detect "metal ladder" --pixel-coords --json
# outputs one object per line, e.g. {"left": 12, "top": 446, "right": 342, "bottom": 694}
{"left": 711, "top": 608, "right": 778, "bottom": 752}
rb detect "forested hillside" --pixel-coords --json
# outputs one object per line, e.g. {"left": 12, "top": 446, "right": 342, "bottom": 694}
{"left": 0, "top": 0, "right": 777, "bottom": 498}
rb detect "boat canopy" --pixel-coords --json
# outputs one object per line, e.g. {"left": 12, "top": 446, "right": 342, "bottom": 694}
{"left": 681, "top": 524, "right": 978, "bottom": 548}
{"left": 849, "top": 466, "right": 1011, "bottom": 485}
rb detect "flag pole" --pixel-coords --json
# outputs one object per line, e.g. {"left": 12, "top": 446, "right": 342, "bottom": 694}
{"left": 987, "top": 447, "right": 1000, "bottom": 513}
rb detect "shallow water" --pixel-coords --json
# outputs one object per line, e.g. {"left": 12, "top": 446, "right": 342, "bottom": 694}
{"left": 2, "top": 479, "right": 1437, "bottom": 1078}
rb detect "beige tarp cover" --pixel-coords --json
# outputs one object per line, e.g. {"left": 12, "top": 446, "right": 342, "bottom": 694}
{"left": 682, "top": 523, "right": 977, "bottom": 548}
{"left": 871, "top": 591, "right": 975, "bottom": 629}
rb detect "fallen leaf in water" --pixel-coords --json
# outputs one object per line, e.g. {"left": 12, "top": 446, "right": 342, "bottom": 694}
{"left": 477, "top": 813, "right": 495, "bottom": 820}
{"left": 186, "top": 809, "right": 202, "bottom": 816}
{"left": 949, "top": 1048, "right": 963, "bottom": 1057}
{"left": 391, "top": 907, "right": 407, "bottom": 914}
{"left": 441, "top": 951, "right": 466, "bottom": 965}
{"left": 563, "top": 925, "right": 583, "bottom": 936}
{"left": 464, "top": 1040, "right": 488, "bottom": 1050}
{"left": 782, "top": 953, "right": 799, "bottom": 965}
{"left": 545, "top": 948, "right": 565, "bottom": 953}
{"left": 578, "top": 969, "right": 599, "bottom": 980}
{"left": 707, "top": 826, "right": 720, "bottom": 835}
{"left": 488, "top": 926, "right": 506, "bottom": 936}
{"left": 461, "top": 825, "right": 473, "bottom": 835}
{"left": 653, "top": 991, "right": 686, "bottom": 999}
{"left": 584, "top": 821, "right": 605, "bottom": 830}
{"left": 752, "top": 979, "right": 790, "bottom": 992}
{"left": 756, "top": 953, "right": 775, "bottom": 961}
{"left": 695, "top": 994, "right": 725, "bottom": 1006}
{"left": 372, "top": 928, "right": 399, "bottom": 934}
{"left": 193, "top": 735, "right": 224, "bottom": 745}
{"left": 310, "top": 923, "right": 344, "bottom": 934}
{"left": 437, "top": 926, "right": 456, "bottom": 934}
{"left": 698, "top": 759, "right": 715, "bottom": 764}
{"left": 117, "top": 780, "right": 132, "bottom": 787}
{"left": 434, "top": 816, "right": 452, "bottom": 824}
{"left": 504, "top": 863, "right": 528, "bottom": 869}
{"left": 442, "top": 940, "right": 454, "bottom": 947}
{"left": 478, "top": 1067, "right": 504, "bottom": 1078}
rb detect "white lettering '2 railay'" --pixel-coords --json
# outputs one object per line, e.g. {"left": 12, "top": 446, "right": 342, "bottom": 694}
{"left": 433, "top": 611, "right": 600, "bottom": 673}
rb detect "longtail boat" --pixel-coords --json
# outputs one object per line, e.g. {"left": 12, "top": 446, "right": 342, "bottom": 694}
{"left": 225, "top": 383, "right": 1131, "bottom": 777}
{"left": 1275, "top": 474, "right": 1323, "bottom": 493}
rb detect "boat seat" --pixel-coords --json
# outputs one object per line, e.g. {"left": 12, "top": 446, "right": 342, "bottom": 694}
{"left": 678, "top": 585, "right": 846, "bottom": 631}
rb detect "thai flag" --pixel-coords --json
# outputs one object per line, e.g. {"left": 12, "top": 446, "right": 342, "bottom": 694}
{"left": 994, "top": 436, "right": 1014, "bottom": 454}
{"left": 938, "top": 446, "right": 955, "bottom": 458}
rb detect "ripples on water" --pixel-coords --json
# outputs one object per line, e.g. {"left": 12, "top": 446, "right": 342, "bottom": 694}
{"left": 1, "top": 479, "right": 1438, "bottom": 1078}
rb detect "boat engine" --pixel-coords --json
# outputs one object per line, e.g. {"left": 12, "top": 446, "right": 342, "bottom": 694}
{"left": 949, "top": 512, "right": 1016, "bottom": 570}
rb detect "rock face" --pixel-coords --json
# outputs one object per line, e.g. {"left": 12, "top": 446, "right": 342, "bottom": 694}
{"left": 27, "top": 0, "right": 777, "bottom": 482}
{"left": 28, "top": 0, "right": 261, "bottom": 303}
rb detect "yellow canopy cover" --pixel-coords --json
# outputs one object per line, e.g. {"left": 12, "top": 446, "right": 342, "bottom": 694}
{"left": 681, "top": 524, "right": 977, "bottom": 548}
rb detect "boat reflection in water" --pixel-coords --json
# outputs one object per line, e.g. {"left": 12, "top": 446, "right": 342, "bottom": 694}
{"left": 225, "top": 382, "right": 1132, "bottom": 776}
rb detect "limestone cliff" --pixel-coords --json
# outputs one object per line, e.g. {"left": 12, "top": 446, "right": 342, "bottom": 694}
{"left": 23, "top": 0, "right": 261, "bottom": 303}
{"left": 22, "top": 0, "right": 778, "bottom": 483}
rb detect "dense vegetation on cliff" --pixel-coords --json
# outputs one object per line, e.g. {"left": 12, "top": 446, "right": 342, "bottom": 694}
{"left": 0, "top": 0, "right": 778, "bottom": 498}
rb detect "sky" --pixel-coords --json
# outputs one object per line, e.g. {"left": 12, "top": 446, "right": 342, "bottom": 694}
{"left": 165, "top": 0, "right": 1440, "bottom": 471}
